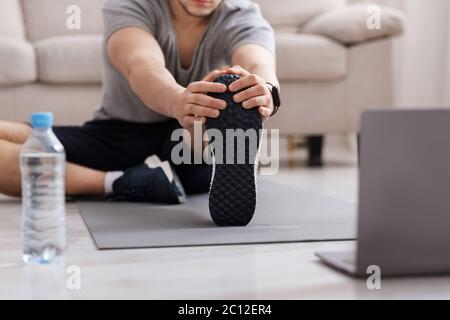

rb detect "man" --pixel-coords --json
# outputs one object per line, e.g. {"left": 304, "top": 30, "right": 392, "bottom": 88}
{"left": 0, "top": 0, "right": 279, "bottom": 205}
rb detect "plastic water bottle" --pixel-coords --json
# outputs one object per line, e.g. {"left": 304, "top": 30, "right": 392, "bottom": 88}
{"left": 20, "top": 112, "right": 66, "bottom": 264}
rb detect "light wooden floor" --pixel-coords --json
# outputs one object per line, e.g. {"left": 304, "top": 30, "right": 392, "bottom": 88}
{"left": 1, "top": 137, "right": 450, "bottom": 299}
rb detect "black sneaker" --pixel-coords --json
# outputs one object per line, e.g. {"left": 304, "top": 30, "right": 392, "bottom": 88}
{"left": 109, "top": 156, "right": 186, "bottom": 204}
{"left": 206, "top": 74, "right": 262, "bottom": 226}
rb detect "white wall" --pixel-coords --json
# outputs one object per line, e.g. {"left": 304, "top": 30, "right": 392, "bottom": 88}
{"left": 363, "top": 0, "right": 450, "bottom": 107}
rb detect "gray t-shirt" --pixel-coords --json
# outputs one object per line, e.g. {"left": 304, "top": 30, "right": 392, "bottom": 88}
{"left": 94, "top": 0, "right": 275, "bottom": 123}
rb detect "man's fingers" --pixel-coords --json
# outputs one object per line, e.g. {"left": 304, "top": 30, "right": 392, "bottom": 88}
{"left": 187, "top": 104, "right": 220, "bottom": 118}
{"left": 242, "top": 95, "right": 271, "bottom": 109}
{"left": 203, "top": 69, "right": 223, "bottom": 82}
{"left": 233, "top": 84, "right": 268, "bottom": 103}
{"left": 188, "top": 94, "right": 227, "bottom": 110}
{"left": 188, "top": 81, "right": 226, "bottom": 93}
{"left": 219, "top": 65, "right": 249, "bottom": 77}
{"left": 202, "top": 66, "right": 235, "bottom": 82}
{"left": 202, "top": 65, "right": 251, "bottom": 84}
{"left": 259, "top": 106, "right": 273, "bottom": 119}
{"left": 229, "top": 74, "right": 263, "bottom": 92}
{"left": 228, "top": 65, "right": 251, "bottom": 77}
{"left": 183, "top": 116, "right": 206, "bottom": 128}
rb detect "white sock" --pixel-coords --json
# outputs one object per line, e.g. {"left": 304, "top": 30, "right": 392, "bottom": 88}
{"left": 145, "top": 156, "right": 174, "bottom": 182}
{"left": 104, "top": 171, "right": 124, "bottom": 195}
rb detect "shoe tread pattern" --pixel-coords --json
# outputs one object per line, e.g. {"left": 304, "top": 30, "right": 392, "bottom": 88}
{"left": 206, "top": 74, "right": 262, "bottom": 226}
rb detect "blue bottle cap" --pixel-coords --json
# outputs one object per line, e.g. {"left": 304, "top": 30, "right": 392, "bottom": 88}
{"left": 31, "top": 112, "right": 54, "bottom": 128}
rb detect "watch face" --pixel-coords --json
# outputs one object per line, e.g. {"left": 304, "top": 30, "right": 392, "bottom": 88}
{"left": 272, "top": 86, "right": 281, "bottom": 108}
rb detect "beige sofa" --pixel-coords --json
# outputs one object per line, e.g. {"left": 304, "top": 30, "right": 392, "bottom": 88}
{"left": 0, "top": 0, "right": 404, "bottom": 163}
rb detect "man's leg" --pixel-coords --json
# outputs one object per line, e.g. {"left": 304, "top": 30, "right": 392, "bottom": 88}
{"left": 0, "top": 121, "right": 105, "bottom": 197}
{"left": 0, "top": 139, "right": 23, "bottom": 197}
{"left": 156, "top": 120, "right": 212, "bottom": 195}
{"left": 65, "top": 164, "right": 105, "bottom": 196}
{"left": 0, "top": 120, "right": 32, "bottom": 144}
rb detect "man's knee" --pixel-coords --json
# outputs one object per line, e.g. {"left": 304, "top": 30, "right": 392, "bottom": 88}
{"left": 0, "top": 121, "right": 32, "bottom": 144}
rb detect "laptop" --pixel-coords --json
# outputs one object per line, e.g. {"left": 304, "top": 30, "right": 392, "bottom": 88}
{"left": 316, "top": 109, "right": 450, "bottom": 277}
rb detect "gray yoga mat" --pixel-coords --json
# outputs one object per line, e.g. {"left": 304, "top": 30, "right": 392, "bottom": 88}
{"left": 77, "top": 180, "right": 356, "bottom": 250}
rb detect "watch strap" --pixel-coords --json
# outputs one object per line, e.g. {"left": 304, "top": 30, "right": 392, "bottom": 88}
{"left": 267, "top": 82, "right": 281, "bottom": 117}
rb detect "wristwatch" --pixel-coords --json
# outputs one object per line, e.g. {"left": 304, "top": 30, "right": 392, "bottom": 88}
{"left": 266, "top": 82, "right": 281, "bottom": 116}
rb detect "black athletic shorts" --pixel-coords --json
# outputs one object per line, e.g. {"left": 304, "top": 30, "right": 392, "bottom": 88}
{"left": 53, "top": 119, "right": 211, "bottom": 194}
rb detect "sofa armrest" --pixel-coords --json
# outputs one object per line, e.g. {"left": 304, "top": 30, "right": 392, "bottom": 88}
{"left": 301, "top": 4, "right": 405, "bottom": 46}
{"left": 0, "top": 37, "right": 37, "bottom": 86}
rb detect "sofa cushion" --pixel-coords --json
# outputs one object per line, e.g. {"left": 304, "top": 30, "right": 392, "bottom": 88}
{"left": 302, "top": 4, "right": 405, "bottom": 45}
{"left": 22, "top": 0, "right": 104, "bottom": 42}
{"left": 276, "top": 33, "right": 347, "bottom": 81}
{"left": 254, "top": 0, "right": 346, "bottom": 29}
{"left": 0, "top": 37, "right": 37, "bottom": 85}
{"left": 0, "top": 0, "right": 26, "bottom": 38}
{"left": 35, "top": 35, "right": 103, "bottom": 84}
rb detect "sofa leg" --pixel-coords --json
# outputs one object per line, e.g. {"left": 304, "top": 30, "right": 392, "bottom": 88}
{"left": 357, "top": 133, "right": 361, "bottom": 166}
{"left": 307, "top": 135, "right": 324, "bottom": 167}
{"left": 287, "top": 134, "right": 298, "bottom": 167}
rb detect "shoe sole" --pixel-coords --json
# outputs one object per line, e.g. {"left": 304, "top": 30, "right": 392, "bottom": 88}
{"left": 206, "top": 74, "right": 262, "bottom": 226}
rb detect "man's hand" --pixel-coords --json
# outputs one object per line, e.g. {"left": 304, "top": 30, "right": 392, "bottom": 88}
{"left": 224, "top": 65, "right": 274, "bottom": 121}
{"left": 172, "top": 80, "right": 227, "bottom": 128}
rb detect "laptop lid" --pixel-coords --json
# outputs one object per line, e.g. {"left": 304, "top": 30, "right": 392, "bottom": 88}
{"left": 356, "top": 109, "right": 450, "bottom": 276}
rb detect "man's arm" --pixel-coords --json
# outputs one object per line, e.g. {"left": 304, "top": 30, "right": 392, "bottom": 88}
{"left": 107, "top": 27, "right": 227, "bottom": 128}
{"left": 227, "top": 44, "right": 279, "bottom": 119}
